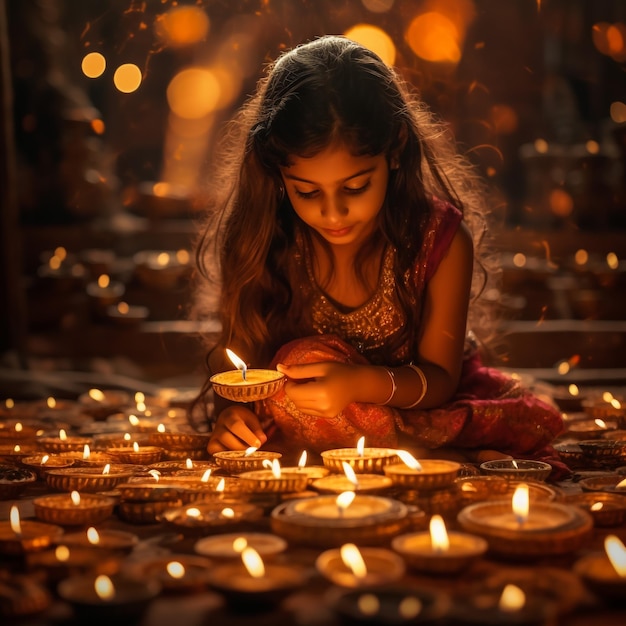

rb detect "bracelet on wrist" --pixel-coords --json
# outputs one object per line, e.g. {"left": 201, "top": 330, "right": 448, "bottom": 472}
{"left": 378, "top": 368, "right": 397, "bottom": 405}
{"left": 399, "top": 364, "right": 427, "bottom": 409}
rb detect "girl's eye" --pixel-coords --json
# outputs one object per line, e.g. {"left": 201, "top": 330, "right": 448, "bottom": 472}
{"left": 344, "top": 181, "right": 371, "bottom": 194}
{"left": 294, "top": 189, "right": 319, "bottom": 199}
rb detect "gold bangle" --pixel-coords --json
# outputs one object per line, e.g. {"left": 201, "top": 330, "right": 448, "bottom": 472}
{"left": 400, "top": 364, "right": 427, "bottom": 409}
{"left": 378, "top": 368, "right": 397, "bottom": 405}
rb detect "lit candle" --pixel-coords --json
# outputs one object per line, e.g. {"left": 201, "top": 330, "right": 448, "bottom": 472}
{"left": 0, "top": 505, "right": 63, "bottom": 555}
{"left": 321, "top": 437, "right": 401, "bottom": 474}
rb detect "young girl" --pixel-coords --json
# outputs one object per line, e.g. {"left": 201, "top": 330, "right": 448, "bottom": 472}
{"left": 193, "top": 35, "right": 567, "bottom": 476}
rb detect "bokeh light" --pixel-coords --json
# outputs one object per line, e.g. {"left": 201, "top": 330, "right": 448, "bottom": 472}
{"left": 81, "top": 52, "right": 106, "bottom": 78}
{"left": 610, "top": 101, "right": 626, "bottom": 124}
{"left": 113, "top": 63, "right": 142, "bottom": 93}
{"left": 406, "top": 12, "right": 461, "bottom": 63}
{"left": 166, "top": 68, "right": 221, "bottom": 119}
{"left": 361, "top": 0, "right": 395, "bottom": 13}
{"left": 155, "top": 6, "right": 210, "bottom": 47}
{"left": 549, "top": 189, "right": 574, "bottom": 217}
{"left": 344, "top": 24, "right": 396, "bottom": 66}
{"left": 490, "top": 104, "right": 518, "bottom": 134}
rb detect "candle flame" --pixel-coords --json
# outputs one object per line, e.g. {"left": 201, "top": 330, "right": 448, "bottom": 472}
{"left": 591, "top": 501, "right": 604, "bottom": 511}
{"left": 41, "top": 454, "right": 49, "bottom": 465}
{"left": 133, "top": 441, "right": 140, "bottom": 452}
{"left": 71, "top": 491, "right": 81, "bottom": 506}
{"left": 221, "top": 507, "right": 235, "bottom": 518}
{"left": 356, "top": 436, "right": 365, "bottom": 456}
{"left": 499, "top": 584, "right": 526, "bottom": 612}
{"left": 89, "top": 388, "right": 105, "bottom": 402}
{"left": 14, "top": 422, "right": 23, "bottom": 432}
{"left": 201, "top": 469, "right": 212, "bottom": 482}
{"left": 340, "top": 543, "right": 368, "bottom": 579}
{"left": 87, "top": 527, "right": 100, "bottom": 545}
{"left": 149, "top": 470, "right": 161, "bottom": 482}
{"left": 94, "top": 575, "right": 115, "bottom": 601}
{"left": 336, "top": 490, "right": 356, "bottom": 515}
{"left": 244, "top": 446, "right": 257, "bottom": 457}
{"left": 429, "top": 515, "right": 450, "bottom": 552}
{"left": 59, "top": 429, "right": 67, "bottom": 441}
{"left": 233, "top": 537, "right": 248, "bottom": 552}
{"left": 186, "top": 458, "right": 193, "bottom": 469}
{"left": 262, "top": 458, "right": 281, "bottom": 478}
{"left": 216, "top": 478, "right": 225, "bottom": 492}
{"left": 123, "top": 433, "right": 131, "bottom": 441}
{"left": 568, "top": 384, "right": 579, "bottom": 396}
{"left": 166, "top": 561, "right": 186, "bottom": 579}
{"left": 97, "top": 274, "right": 111, "bottom": 289}
{"left": 135, "top": 392, "right": 145, "bottom": 404}
{"left": 137, "top": 401, "right": 147, "bottom": 412}
{"left": 83, "top": 444, "right": 91, "bottom": 459}
{"left": 616, "top": 477, "right": 626, "bottom": 489}
{"left": 226, "top": 349, "right": 247, "bottom": 380}
{"left": 157, "top": 423, "right": 165, "bottom": 433}
{"left": 298, "top": 450, "right": 308, "bottom": 469}
{"left": 10, "top": 505, "right": 21, "bottom": 536}
{"left": 241, "top": 547, "right": 265, "bottom": 578}
{"left": 186, "top": 507, "right": 202, "bottom": 518}
{"left": 605, "top": 535, "right": 626, "bottom": 577}
{"left": 396, "top": 450, "right": 422, "bottom": 470}
{"left": 512, "top": 483, "right": 529, "bottom": 526}
{"left": 511, "top": 459, "right": 519, "bottom": 469}
{"left": 603, "top": 391, "right": 614, "bottom": 403}
{"left": 611, "top": 399, "right": 622, "bottom": 410}
{"left": 157, "top": 252, "right": 170, "bottom": 266}
{"left": 341, "top": 461, "right": 359, "bottom": 487}
{"left": 102, "top": 464, "right": 111, "bottom": 475}
{"left": 595, "top": 419, "right": 607, "bottom": 429}
{"left": 55, "top": 545, "right": 70, "bottom": 562}
{"left": 128, "top": 415, "right": 140, "bottom": 427}
{"left": 47, "top": 396, "right": 56, "bottom": 409}
{"left": 13, "top": 444, "right": 20, "bottom": 452}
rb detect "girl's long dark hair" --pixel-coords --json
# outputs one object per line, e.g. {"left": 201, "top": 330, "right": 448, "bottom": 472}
{"left": 192, "top": 35, "right": 497, "bottom": 417}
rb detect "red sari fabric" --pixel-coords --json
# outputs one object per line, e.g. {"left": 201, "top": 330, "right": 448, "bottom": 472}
{"left": 257, "top": 335, "right": 569, "bottom": 479}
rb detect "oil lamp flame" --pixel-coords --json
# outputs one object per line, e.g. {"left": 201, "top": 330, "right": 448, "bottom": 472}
{"left": 41, "top": 454, "right": 49, "bottom": 465}
{"left": 56, "top": 545, "right": 70, "bottom": 562}
{"left": 356, "top": 436, "right": 365, "bottom": 457}
{"left": 14, "top": 422, "right": 23, "bottom": 432}
{"left": 595, "top": 418, "right": 607, "bottom": 429}
{"left": 186, "top": 507, "right": 202, "bottom": 519}
{"left": 616, "top": 477, "right": 626, "bottom": 490}
{"left": 47, "top": 396, "right": 56, "bottom": 409}
{"left": 499, "top": 584, "right": 526, "bottom": 612}
{"left": 241, "top": 547, "right": 265, "bottom": 578}
{"left": 133, "top": 442, "right": 140, "bottom": 453}
{"left": 71, "top": 491, "right": 81, "bottom": 506}
{"left": 511, "top": 459, "right": 519, "bottom": 469}
{"left": 244, "top": 446, "right": 257, "bottom": 457}
{"left": 149, "top": 470, "right": 161, "bottom": 482}
{"left": 263, "top": 458, "right": 281, "bottom": 478}
{"left": 611, "top": 399, "right": 622, "bottom": 410}
{"left": 13, "top": 444, "right": 20, "bottom": 452}
{"left": 89, "top": 388, "right": 105, "bottom": 402}
{"left": 429, "top": 514, "right": 450, "bottom": 553}
{"left": 128, "top": 415, "right": 140, "bottom": 426}
{"left": 605, "top": 534, "right": 626, "bottom": 577}
{"left": 396, "top": 450, "right": 422, "bottom": 470}
{"left": 221, "top": 507, "right": 235, "bottom": 518}
{"left": 186, "top": 458, "right": 193, "bottom": 469}
{"left": 216, "top": 478, "right": 225, "bottom": 492}
{"left": 226, "top": 348, "right": 247, "bottom": 381}
{"left": 233, "top": 537, "right": 248, "bottom": 552}
{"left": 591, "top": 501, "right": 604, "bottom": 511}
{"left": 83, "top": 444, "right": 91, "bottom": 459}
{"left": 166, "top": 561, "right": 185, "bottom": 579}
{"left": 87, "top": 527, "right": 100, "bottom": 545}
{"left": 59, "top": 429, "right": 67, "bottom": 441}
{"left": 94, "top": 575, "right": 115, "bottom": 601}
{"left": 102, "top": 464, "right": 111, "bottom": 475}
{"left": 512, "top": 483, "right": 529, "bottom": 526}
{"left": 336, "top": 490, "right": 356, "bottom": 516}
{"left": 10, "top": 505, "right": 22, "bottom": 537}
{"left": 124, "top": 433, "right": 131, "bottom": 441}
{"left": 298, "top": 450, "right": 308, "bottom": 469}
{"left": 342, "top": 461, "right": 359, "bottom": 487}
{"left": 157, "top": 423, "right": 165, "bottom": 433}
{"left": 201, "top": 469, "right": 212, "bottom": 482}
{"left": 340, "top": 543, "right": 368, "bottom": 579}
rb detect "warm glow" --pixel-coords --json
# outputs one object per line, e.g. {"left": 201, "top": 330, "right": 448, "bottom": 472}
{"left": 155, "top": 6, "right": 210, "bottom": 47}
{"left": 41, "top": 455, "right": 49, "bottom": 465}
{"left": 47, "top": 396, "right": 56, "bottom": 409}
{"left": 396, "top": 450, "right": 422, "bottom": 470}
{"left": 263, "top": 458, "right": 281, "bottom": 478}
{"left": 102, "top": 464, "right": 111, "bottom": 475}
{"left": 81, "top": 52, "right": 106, "bottom": 78}
{"left": 298, "top": 450, "right": 308, "bottom": 468}
{"left": 149, "top": 470, "right": 161, "bottom": 482}
{"left": 89, "top": 388, "right": 105, "bottom": 402}
{"left": 133, "top": 442, "right": 140, "bottom": 453}
{"left": 157, "top": 423, "right": 166, "bottom": 433}
{"left": 201, "top": 469, "right": 212, "bottom": 482}
{"left": 603, "top": 391, "right": 614, "bottom": 403}
{"left": 10, "top": 505, "right": 21, "bottom": 536}
{"left": 94, "top": 575, "right": 115, "bottom": 601}
{"left": 113, "top": 63, "right": 142, "bottom": 94}
{"left": 585, "top": 140, "right": 600, "bottom": 154}
{"left": 499, "top": 584, "right": 526, "bottom": 612}
{"left": 83, "top": 444, "right": 91, "bottom": 459}
{"left": 357, "top": 593, "right": 380, "bottom": 616}
{"left": 244, "top": 446, "right": 257, "bottom": 456}
{"left": 429, "top": 514, "right": 450, "bottom": 552}
{"left": 336, "top": 491, "right": 356, "bottom": 515}
{"left": 342, "top": 461, "right": 359, "bottom": 487}
{"left": 135, "top": 392, "right": 145, "bottom": 404}
{"left": 124, "top": 433, "right": 131, "bottom": 441}
{"left": 55, "top": 545, "right": 70, "bottom": 562}
{"left": 97, "top": 274, "right": 110, "bottom": 289}
{"left": 591, "top": 502, "right": 604, "bottom": 511}
{"left": 344, "top": 24, "right": 396, "bottom": 66}
{"left": 534, "top": 138, "right": 549, "bottom": 153}
{"left": 607, "top": 252, "right": 619, "bottom": 270}
{"left": 512, "top": 253, "right": 526, "bottom": 267}
{"left": 340, "top": 543, "right": 368, "bottom": 579}
{"left": 128, "top": 415, "right": 140, "bottom": 427}
{"left": 14, "top": 422, "right": 22, "bottom": 432}
{"left": 216, "top": 478, "right": 225, "bottom": 492}
{"left": 59, "top": 429, "right": 67, "bottom": 441}
{"left": 575, "top": 249, "right": 589, "bottom": 265}
{"left": 406, "top": 12, "right": 461, "bottom": 63}
{"left": 157, "top": 252, "right": 170, "bottom": 266}
{"left": 605, "top": 535, "right": 626, "bottom": 577}
{"left": 242, "top": 547, "right": 265, "bottom": 578}
{"left": 616, "top": 477, "right": 626, "bottom": 489}
{"left": 13, "top": 444, "right": 20, "bottom": 452}
{"left": 610, "top": 101, "right": 626, "bottom": 124}
{"left": 166, "top": 561, "right": 186, "bottom": 579}
{"left": 167, "top": 68, "right": 220, "bottom": 119}
{"left": 87, "top": 527, "right": 100, "bottom": 545}
{"left": 186, "top": 507, "right": 202, "bottom": 518}
{"left": 568, "top": 384, "right": 579, "bottom": 396}
{"left": 595, "top": 419, "right": 608, "bottom": 429}
{"left": 5, "top": 398, "right": 14, "bottom": 409}
{"left": 221, "top": 508, "right": 235, "bottom": 519}
{"left": 227, "top": 349, "right": 248, "bottom": 379}
{"left": 611, "top": 399, "right": 622, "bottom": 410}
{"left": 184, "top": 458, "right": 194, "bottom": 470}
{"left": 512, "top": 483, "right": 529, "bottom": 525}
{"left": 71, "top": 491, "right": 81, "bottom": 506}
{"left": 356, "top": 436, "right": 365, "bottom": 456}
{"left": 511, "top": 459, "right": 519, "bottom": 469}
{"left": 549, "top": 188, "right": 574, "bottom": 217}
{"left": 233, "top": 537, "right": 248, "bottom": 552}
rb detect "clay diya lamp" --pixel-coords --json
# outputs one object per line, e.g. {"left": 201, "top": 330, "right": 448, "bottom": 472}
{"left": 45, "top": 464, "right": 135, "bottom": 493}
{"left": 574, "top": 534, "right": 626, "bottom": 605}
{"left": 578, "top": 474, "right": 626, "bottom": 495}
{"left": 213, "top": 448, "right": 282, "bottom": 473}
{"left": 312, "top": 460, "right": 392, "bottom": 494}
{"left": 125, "top": 554, "right": 213, "bottom": 593}
{"left": 577, "top": 440, "right": 626, "bottom": 469}
{"left": 563, "top": 492, "right": 626, "bottom": 527}
{"left": 238, "top": 458, "right": 312, "bottom": 494}
{"left": 148, "top": 430, "right": 211, "bottom": 452}
{"left": 116, "top": 477, "right": 185, "bottom": 525}
{"left": 321, "top": 436, "right": 400, "bottom": 474}
{"left": 38, "top": 429, "right": 91, "bottom": 454}
{"left": 391, "top": 514, "right": 487, "bottom": 574}
{"left": 582, "top": 395, "right": 625, "bottom": 423}
{"left": 209, "top": 348, "right": 285, "bottom": 402}
{"left": 0, "top": 464, "right": 37, "bottom": 499}
{"left": 316, "top": 542, "right": 405, "bottom": 587}
{"left": 105, "top": 442, "right": 164, "bottom": 465}
{"left": 57, "top": 573, "right": 160, "bottom": 622}
{"left": 479, "top": 459, "right": 552, "bottom": 482}
{"left": 566, "top": 418, "right": 619, "bottom": 440}
{"left": 86, "top": 274, "right": 125, "bottom": 318}
{"left": 383, "top": 451, "right": 461, "bottom": 490}
{"left": 78, "top": 388, "right": 131, "bottom": 421}
{"left": 33, "top": 490, "right": 115, "bottom": 526}
{"left": 0, "top": 505, "right": 64, "bottom": 555}
{"left": 206, "top": 546, "right": 308, "bottom": 612}
{"left": 279, "top": 450, "right": 330, "bottom": 484}
{"left": 158, "top": 501, "right": 263, "bottom": 534}
{"left": 61, "top": 526, "right": 139, "bottom": 553}
{"left": 21, "top": 453, "right": 75, "bottom": 478}
{"left": 0, "top": 419, "right": 41, "bottom": 441}
{"left": 0, "top": 442, "right": 40, "bottom": 463}
{"left": 133, "top": 249, "right": 191, "bottom": 290}
{"left": 551, "top": 384, "right": 585, "bottom": 412}
{"left": 194, "top": 532, "right": 287, "bottom": 560}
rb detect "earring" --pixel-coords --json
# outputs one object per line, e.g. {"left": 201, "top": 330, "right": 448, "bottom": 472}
{"left": 390, "top": 158, "right": 399, "bottom": 170}
{"left": 277, "top": 185, "right": 285, "bottom": 202}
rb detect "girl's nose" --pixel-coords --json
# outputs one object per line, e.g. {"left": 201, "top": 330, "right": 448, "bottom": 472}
{"left": 321, "top": 197, "right": 349, "bottom": 219}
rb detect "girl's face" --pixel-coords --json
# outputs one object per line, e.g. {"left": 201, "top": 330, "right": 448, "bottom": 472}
{"left": 280, "top": 143, "right": 389, "bottom": 251}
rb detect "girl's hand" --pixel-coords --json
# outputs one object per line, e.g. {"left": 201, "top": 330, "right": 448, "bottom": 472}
{"left": 276, "top": 361, "right": 357, "bottom": 418}
{"left": 207, "top": 405, "right": 267, "bottom": 454}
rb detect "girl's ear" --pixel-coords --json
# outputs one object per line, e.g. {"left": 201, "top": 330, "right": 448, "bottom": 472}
{"left": 389, "top": 123, "right": 408, "bottom": 170}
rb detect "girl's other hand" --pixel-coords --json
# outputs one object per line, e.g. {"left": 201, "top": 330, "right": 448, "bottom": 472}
{"left": 276, "top": 361, "right": 356, "bottom": 418}
{"left": 207, "top": 405, "right": 267, "bottom": 454}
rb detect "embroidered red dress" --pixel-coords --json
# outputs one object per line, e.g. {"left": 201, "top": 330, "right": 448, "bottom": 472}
{"left": 256, "top": 200, "right": 568, "bottom": 478}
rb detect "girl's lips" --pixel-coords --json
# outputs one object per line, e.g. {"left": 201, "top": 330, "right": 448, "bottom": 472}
{"left": 323, "top": 226, "right": 353, "bottom": 237}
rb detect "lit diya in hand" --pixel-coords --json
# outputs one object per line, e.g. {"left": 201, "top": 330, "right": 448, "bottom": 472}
{"left": 391, "top": 514, "right": 487, "bottom": 574}
{"left": 321, "top": 436, "right": 401, "bottom": 474}
{"left": 209, "top": 349, "right": 285, "bottom": 402}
